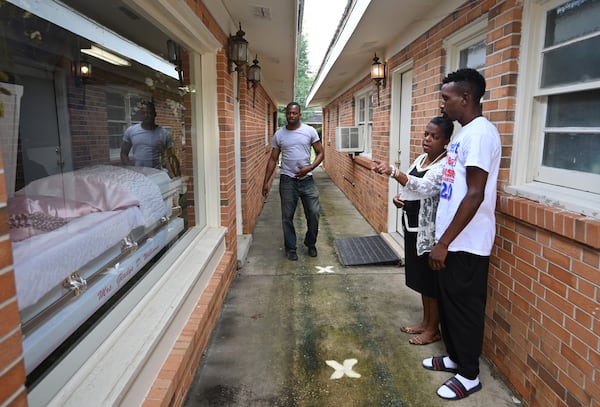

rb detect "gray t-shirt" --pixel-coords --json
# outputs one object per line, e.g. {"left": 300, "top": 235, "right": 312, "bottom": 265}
{"left": 272, "top": 123, "right": 319, "bottom": 178}
{"left": 123, "top": 123, "right": 172, "bottom": 169}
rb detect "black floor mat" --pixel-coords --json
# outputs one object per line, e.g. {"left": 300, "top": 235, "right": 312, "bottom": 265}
{"left": 333, "top": 235, "right": 401, "bottom": 266}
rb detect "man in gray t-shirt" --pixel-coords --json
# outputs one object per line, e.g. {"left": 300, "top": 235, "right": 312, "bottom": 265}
{"left": 262, "top": 102, "right": 324, "bottom": 261}
{"left": 120, "top": 101, "right": 174, "bottom": 176}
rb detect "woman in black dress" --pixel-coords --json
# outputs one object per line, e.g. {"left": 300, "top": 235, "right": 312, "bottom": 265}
{"left": 373, "top": 116, "right": 453, "bottom": 344}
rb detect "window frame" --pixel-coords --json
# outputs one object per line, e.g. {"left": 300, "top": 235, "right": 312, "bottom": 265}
{"left": 354, "top": 87, "right": 373, "bottom": 157}
{"left": 510, "top": 0, "right": 600, "bottom": 219}
{"left": 443, "top": 15, "right": 488, "bottom": 73}
{"left": 106, "top": 87, "right": 149, "bottom": 160}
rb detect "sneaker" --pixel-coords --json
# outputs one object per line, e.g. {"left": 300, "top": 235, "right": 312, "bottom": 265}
{"left": 287, "top": 251, "right": 298, "bottom": 261}
{"left": 308, "top": 246, "right": 317, "bottom": 257}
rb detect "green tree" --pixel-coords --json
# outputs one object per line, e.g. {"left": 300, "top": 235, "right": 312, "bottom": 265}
{"left": 278, "top": 33, "right": 316, "bottom": 127}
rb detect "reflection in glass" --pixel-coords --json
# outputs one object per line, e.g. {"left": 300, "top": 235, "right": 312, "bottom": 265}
{"left": 546, "top": 90, "right": 600, "bottom": 127}
{"left": 0, "top": 1, "right": 189, "bottom": 382}
{"left": 543, "top": 132, "right": 600, "bottom": 174}
{"left": 545, "top": 0, "right": 600, "bottom": 47}
{"left": 541, "top": 36, "right": 600, "bottom": 87}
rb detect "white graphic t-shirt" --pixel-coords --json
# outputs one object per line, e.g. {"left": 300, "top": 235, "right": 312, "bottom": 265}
{"left": 435, "top": 116, "right": 501, "bottom": 256}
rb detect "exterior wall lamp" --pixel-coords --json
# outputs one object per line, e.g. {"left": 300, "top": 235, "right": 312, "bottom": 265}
{"left": 246, "top": 55, "right": 261, "bottom": 107}
{"left": 75, "top": 61, "right": 92, "bottom": 79}
{"left": 228, "top": 23, "right": 249, "bottom": 100}
{"left": 370, "top": 53, "right": 386, "bottom": 106}
{"left": 167, "top": 39, "right": 184, "bottom": 88}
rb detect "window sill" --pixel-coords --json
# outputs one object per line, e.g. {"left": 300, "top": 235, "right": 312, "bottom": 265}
{"left": 353, "top": 154, "right": 373, "bottom": 170}
{"left": 32, "top": 226, "right": 227, "bottom": 407}
{"left": 505, "top": 183, "right": 600, "bottom": 220}
{"left": 501, "top": 183, "right": 600, "bottom": 249}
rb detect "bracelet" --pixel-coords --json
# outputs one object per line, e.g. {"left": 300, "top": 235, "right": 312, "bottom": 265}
{"left": 389, "top": 165, "right": 397, "bottom": 178}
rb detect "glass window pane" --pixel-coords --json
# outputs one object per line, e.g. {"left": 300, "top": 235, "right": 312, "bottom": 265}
{"left": 0, "top": 0, "right": 190, "bottom": 380}
{"left": 541, "top": 35, "right": 600, "bottom": 87}
{"left": 459, "top": 39, "right": 486, "bottom": 70}
{"left": 545, "top": 0, "right": 600, "bottom": 47}
{"left": 368, "top": 94, "right": 373, "bottom": 122}
{"left": 543, "top": 132, "right": 600, "bottom": 173}
{"left": 358, "top": 97, "right": 365, "bottom": 122}
{"left": 546, "top": 89, "right": 600, "bottom": 127}
{"left": 107, "top": 106, "right": 125, "bottom": 120}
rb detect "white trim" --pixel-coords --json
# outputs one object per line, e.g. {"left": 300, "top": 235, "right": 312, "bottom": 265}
{"left": 7, "top": 0, "right": 178, "bottom": 79}
{"left": 234, "top": 73, "right": 243, "bottom": 236}
{"left": 126, "top": 0, "right": 221, "bottom": 54}
{"left": 353, "top": 87, "right": 373, "bottom": 157}
{"left": 35, "top": 226, "right": 227, "bottom": 407}
{"left": 388, "top": 63, "right": 413, "bottom": 239}
{"left": 510, "top": 0, "right": 600, "bottom": 219}
{"left": 306, "top": 0, "right": 372, "bottom": 105}
{"left": 443, "top": 15, "right": 488, "bottom": 73}
{"left": 195, "top": 52, "right": 221, "bottom": 227}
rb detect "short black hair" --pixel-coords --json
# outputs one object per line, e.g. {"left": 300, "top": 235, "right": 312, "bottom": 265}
{"left": 442, "top": 68, "right": 486, "bottom": 103}
{"left": 141, "top": 100, "right": 156, "bottom": 113}
{"left": 286, "top": 101, "right": 301, "bottom": 111}
{"left": 430, "top": 116, "right": 454, "bottom": 139}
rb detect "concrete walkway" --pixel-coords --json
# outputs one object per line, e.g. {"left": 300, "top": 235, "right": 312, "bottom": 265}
{"left": 183, "top": 168, "right": 519, "bottom": 407}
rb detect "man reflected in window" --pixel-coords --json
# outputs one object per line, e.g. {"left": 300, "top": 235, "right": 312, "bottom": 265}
{"left": 120, "top": 101, "right": 175, "bottom": 177}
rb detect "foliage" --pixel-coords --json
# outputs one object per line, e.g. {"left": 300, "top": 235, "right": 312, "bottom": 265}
{"left": 278, "top": 33, "right": 318, "bottom": 127}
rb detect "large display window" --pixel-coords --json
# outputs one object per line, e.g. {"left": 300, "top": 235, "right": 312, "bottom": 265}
{"left": 0, "top": 1, "right": 189, "bottom": 384}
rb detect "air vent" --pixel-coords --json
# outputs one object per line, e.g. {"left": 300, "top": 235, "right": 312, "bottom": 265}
{"left": 249, "top": 5, "right": 271, "bottom": 20}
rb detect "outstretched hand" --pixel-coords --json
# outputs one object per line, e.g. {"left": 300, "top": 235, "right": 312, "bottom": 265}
{"left": 371, "top": 159, "right": 392, "bottom": 176}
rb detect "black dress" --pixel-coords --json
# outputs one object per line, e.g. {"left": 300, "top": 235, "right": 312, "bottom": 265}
{"left": 402, "top": 166, "right": 438, "bottom": 298}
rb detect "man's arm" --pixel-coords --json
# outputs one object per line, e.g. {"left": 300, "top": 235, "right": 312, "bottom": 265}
{"left": 262, "top": 147, "right": 281, "bottom": 197}
{"left": 120, "top": 141, "right": 132, "bottom": 165}
{"left": 428, "top": 166, "right": 488, "bottom": 270}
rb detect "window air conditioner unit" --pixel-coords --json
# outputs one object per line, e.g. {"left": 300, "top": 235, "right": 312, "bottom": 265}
{"left": 335, "top": 126, "right": 364, "bottom": 153}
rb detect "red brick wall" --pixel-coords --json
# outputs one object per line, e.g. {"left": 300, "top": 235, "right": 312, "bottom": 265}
{"left": 491, "top": 196, "right": 600, "bottom": 407}
{"left": 240, "top": 83, "right": 276, "bottom": 235}
{"left": 0, "top": 149, "right": 28, "bottom": 406}
{"left": 322, "top": 1, "right": 600, "bottom": 406}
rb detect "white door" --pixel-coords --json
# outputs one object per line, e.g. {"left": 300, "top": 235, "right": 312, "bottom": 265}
{"left": 388, "top": 67, "right": 413, "bottom": 247}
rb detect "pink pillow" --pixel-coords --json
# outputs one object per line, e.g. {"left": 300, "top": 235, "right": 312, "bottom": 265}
{"left": 7, "top": 195, "right": 100, "bottom": 242}
{"left": 8, "top": 194, "right": 100, "bottom": 218}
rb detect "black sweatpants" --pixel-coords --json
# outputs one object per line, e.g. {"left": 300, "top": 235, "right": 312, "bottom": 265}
{"left": 438, "top": 251, "right": 489, "bottom": 379}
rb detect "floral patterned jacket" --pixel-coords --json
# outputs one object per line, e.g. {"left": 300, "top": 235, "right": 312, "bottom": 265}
{"left": 397, "top": 153, "right": 445, "bottom": 256}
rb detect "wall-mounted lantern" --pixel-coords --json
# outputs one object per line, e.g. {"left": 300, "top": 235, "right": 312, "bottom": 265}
{"left": 370, "top": 53, "right": 386, "bottom": 106}
{"left": 247, "top": 55, "right": 261, "bottom": 107}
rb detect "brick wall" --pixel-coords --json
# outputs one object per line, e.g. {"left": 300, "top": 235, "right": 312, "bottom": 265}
{"left": 240, "top": 84, "right": 276, "bottom": 235}
{"left": 490, "top": 197, "right": 600, "bottom": 406}
{"left": 0, "top": 149, "right": 28, "bottom": 406}
{"left": 321, "top": 1, "right": 600, "bottom": 406}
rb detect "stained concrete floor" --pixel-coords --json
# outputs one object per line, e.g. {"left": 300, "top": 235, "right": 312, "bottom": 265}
{"left": 183, "top": 167, "right": 520, "bottom": 407}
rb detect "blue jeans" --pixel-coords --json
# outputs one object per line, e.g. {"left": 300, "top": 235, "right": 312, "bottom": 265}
{"left": 279, "top": 174, "right": 320, "bottom": 252}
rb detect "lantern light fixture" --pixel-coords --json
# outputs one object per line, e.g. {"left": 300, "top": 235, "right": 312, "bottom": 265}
{"left": 370, "top": 53, "right": 386, "bottom": 106}
{"left": 247, "top": 55, "right": 261, "bottom": 107}
{"left": 228, "top": 23, "right": 249, "bottom": 73}
{"left": 167, "top": 39, "right": 184, "bottom": 88}
{"left": 228, "top": 23, "right": 249, "bottom": 100}
{"left": 76, "top": 61, "right": 92, "bottom": 78}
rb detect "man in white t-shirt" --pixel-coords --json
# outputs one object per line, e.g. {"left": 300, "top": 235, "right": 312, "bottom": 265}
{"left": 262, "top": 102, "right": 324, "bottom": 261}
{"left": 421, "top": 68, "right": 501, "bottom": 401}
